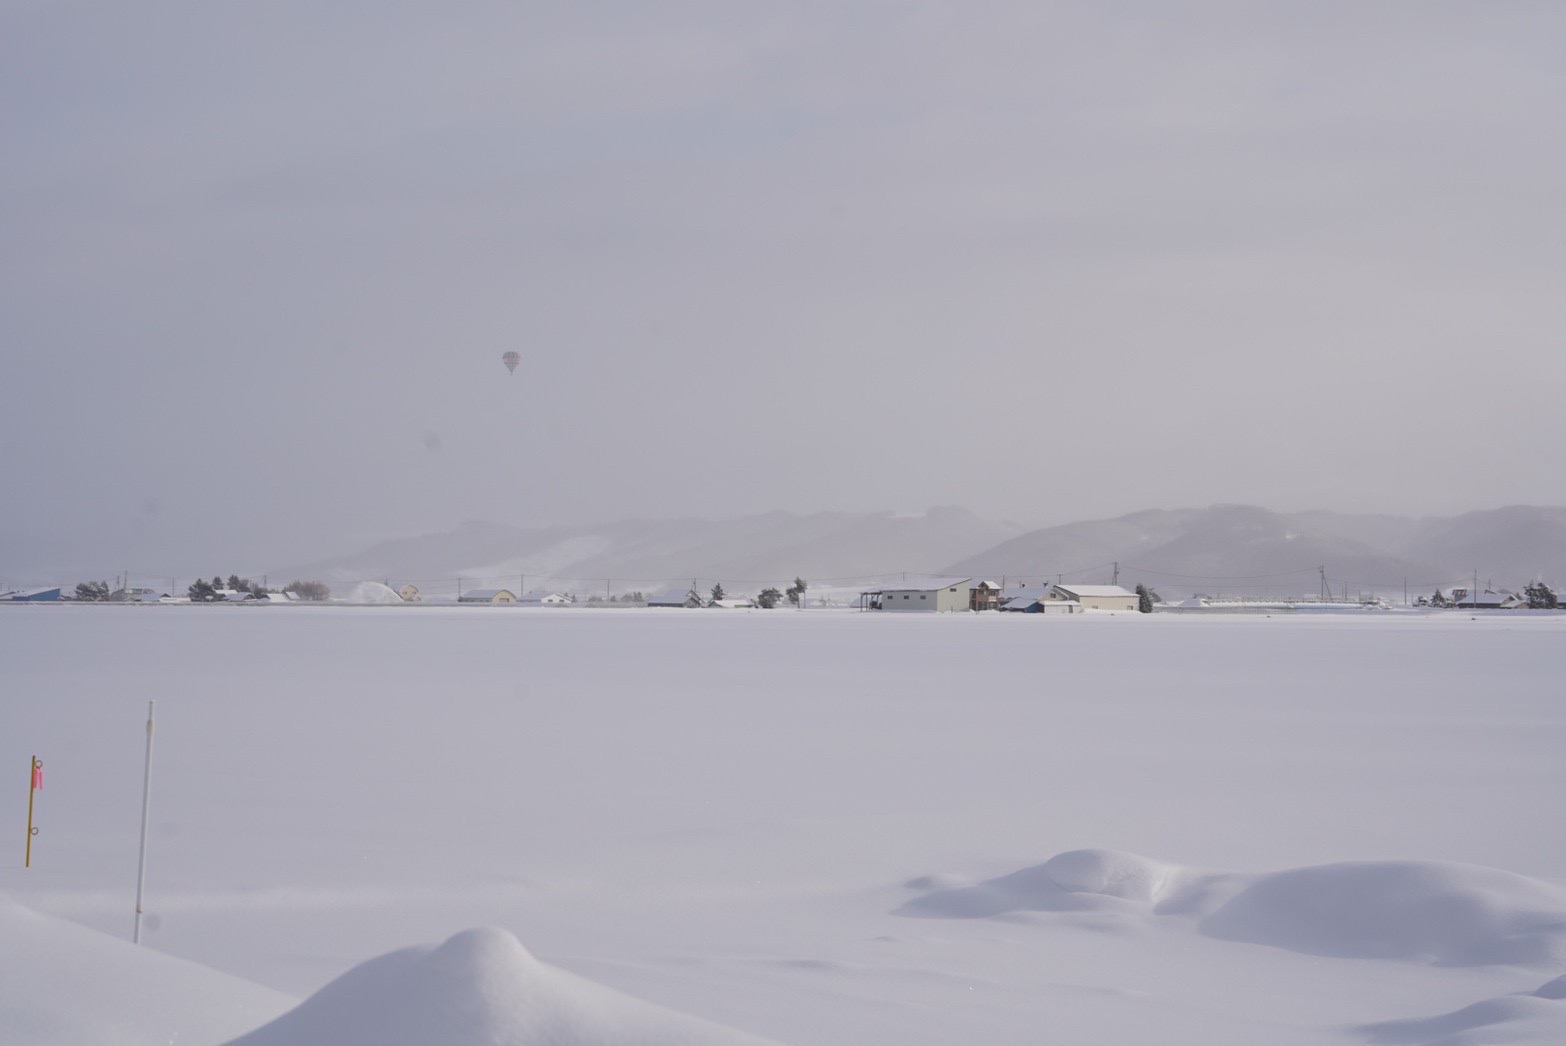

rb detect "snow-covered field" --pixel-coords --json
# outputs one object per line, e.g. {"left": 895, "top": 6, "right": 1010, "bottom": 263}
{"left": 3, "top": 606, "right": 1565, "bottom": 1044}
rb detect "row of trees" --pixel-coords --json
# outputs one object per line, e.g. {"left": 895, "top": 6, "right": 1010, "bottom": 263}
{"left": 72, "top": 576, "right": 330, "bottom": 602}
{"left": 684, "top": 577, "right": 807, "bottom": 608}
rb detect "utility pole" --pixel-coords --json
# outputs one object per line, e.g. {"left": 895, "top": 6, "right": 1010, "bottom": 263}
{"left": 1111, "top": 562, "right": 1119, "bottom": 586}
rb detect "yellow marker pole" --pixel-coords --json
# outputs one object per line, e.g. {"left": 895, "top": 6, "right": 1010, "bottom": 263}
{"left": 25, "top": 756, "right": 39, "bottom": 868}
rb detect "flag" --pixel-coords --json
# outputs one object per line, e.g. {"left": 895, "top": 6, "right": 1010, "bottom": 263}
{"left": 31, "top": 762, "right": 42, "bottom": 790}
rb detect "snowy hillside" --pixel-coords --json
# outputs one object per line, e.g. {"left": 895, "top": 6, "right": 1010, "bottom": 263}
{"left": 257, "top": 504, "right": 1566, "bottom": 603}
{"left": 268, "top": 507, "right": 1020, "bottom": 593}
{"left": 943, "top": 503, "right": 1566, "bottom": 595}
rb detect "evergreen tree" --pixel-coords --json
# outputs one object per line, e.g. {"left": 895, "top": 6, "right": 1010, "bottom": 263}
{"left": 709, "top": 582, "right": 726, "bottom": 604}
{"left": 74, "top": 580, "right": 110, "bottom": 601}
{"left": 757, "top": 587, "right": 782, "bottom": 609}
{"left": 1431, "top": 589, "right": 1448, "bottom": 608}
{"left": 188, "top": 578, "right": 217, "bottom": 602}
{"left": 786, "top": 577, "right": 807, "bottom": 606}
{"left": 1524, "top": 581, "right": 1558, "bottom": 609}
{"left": 1134, "top": 583, "right": 1155, "bottom": 613}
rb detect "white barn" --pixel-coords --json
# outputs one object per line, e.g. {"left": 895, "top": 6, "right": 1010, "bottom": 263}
{"left": 1052, "top": 584, "right": 1138, "bottom": 612}
{"left": 865, "top": 577, "right": 973, "bottom": 612}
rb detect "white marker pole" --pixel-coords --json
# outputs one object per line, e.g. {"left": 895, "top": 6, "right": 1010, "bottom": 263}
{"left": 133, "top": 700, "right": 155, "bottom": 944}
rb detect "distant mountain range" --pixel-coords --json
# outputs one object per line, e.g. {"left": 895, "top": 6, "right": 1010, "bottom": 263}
{"left": 945, "top": 504, "right": 1566, "bottom": 598}
{"left": 271, "top": 504, "right": 1566, "bottom": 600}
{"left": 269, "top": 507, "right": 1022, "bottom": 597}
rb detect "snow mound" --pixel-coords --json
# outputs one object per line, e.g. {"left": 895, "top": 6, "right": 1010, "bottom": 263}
{"left": 342, "top": 581, "right": 404, "bottom": 604}
{"left": 901, "top": 851, "right": 1566, "bottom": 968}
{"left": 1536, "top": 975, "right": 1566, "bottom": 1000}
{"left": 0, "top": 894, "right": 293, "bottom": 1046}
{"left": 1355, "top": 975, "right": 1566, "bottom": 1044}
{"left": 896, "top": 850, "right": 1179, "bottom": 918}
{"left": 1200, "top": 860, "right": 1566, "bottom": 965}
{"left": 227, "top": 926, "right": 780, "bottom": 1046}
{"left": 1043, "top": 849, "right": 1175, "bottom": 902}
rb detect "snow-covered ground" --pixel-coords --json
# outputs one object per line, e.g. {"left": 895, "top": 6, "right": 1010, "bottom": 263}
{"left": 3, "top": 606, "right": 1565, "bottom": 1044}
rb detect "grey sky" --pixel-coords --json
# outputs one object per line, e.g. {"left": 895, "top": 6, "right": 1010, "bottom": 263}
{"left": 4, "top": 2, "right": 1564, "bottom": 575}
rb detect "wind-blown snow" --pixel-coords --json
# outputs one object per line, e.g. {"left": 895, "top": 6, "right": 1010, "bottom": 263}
{"left": 229, "top": 926, "right": 777, "bottom": 1046}
{"left": 341, "top": 580, "right": 404, "bottom": 604}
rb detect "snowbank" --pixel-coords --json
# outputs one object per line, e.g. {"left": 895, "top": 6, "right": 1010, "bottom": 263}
{"left": 0, "top": 895, "right": 293, "bottom": 1046}
{"left": 227, "top": 926, "right": 780, "bottom": 1046}
{"left": 903, "top": 851, "right": 1566, "bottom": 967}
{"left": 1200, "top": 860, "right": 1566, "bottom": 965}
{"left": 1356, "top": 975, "right": 1566, "bottom": 1044}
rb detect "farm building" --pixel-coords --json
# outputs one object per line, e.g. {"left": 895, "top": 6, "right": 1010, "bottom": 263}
{"left": 862, "top": 577, "right": 972, "bottom": 612}
{"left": 458, "top": 589, "right": 516, "bottom": 604}
{"left": 1051, "top": 584, "right": 1138, "bottom": 611}
{"left": 1000, "top": 584, "right": 1081, "bottom": 613}
{"left": 389, "top": 582, "right": 422, "bottom": 602}
{"left": 1, "top": 587, "right": 61, "bottom": 602}
{"left": 519, "top": 590, "right": 572, "bottom": 606}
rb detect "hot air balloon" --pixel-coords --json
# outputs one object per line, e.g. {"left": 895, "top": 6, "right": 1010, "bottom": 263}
{"left": 501, "top": 351, "right": 521, "bottom": 375}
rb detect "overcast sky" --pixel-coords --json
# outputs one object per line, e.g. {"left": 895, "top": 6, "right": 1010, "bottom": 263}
{"left": 4, "top": 1, "right": 1564, "bottom": 576}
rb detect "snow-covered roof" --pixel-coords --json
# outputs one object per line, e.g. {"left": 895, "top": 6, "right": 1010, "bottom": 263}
{"left": 865, "top": 576, "right": 971, "bottom": 593}
{"left": 2, "top": 587, "right": 62, "bottom": 601}
{"left": 1001, "top": 596, "right": 1081, "bottom": 610}
{"left": 1056, "top": 584, "right": 1136, "bottom": 598}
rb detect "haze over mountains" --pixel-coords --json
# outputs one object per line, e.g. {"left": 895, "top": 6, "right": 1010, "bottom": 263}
{"left": 271, "top": 505, "right": 1566, "bottom": 599}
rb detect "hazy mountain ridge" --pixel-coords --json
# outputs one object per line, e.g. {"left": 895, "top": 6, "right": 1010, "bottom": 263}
{"left": 943, "top": 504, "right": 1566, "bottom": 596}
{"left": 268, "top": 504, "right": 1566, "bottom": 599}
{"left": 270, "top": 507, "right": 1021, "bottom": 590}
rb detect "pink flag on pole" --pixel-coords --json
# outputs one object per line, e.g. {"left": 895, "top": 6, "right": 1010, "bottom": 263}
{"left": 31, "top": 763, "right": 42, "bottom": 790}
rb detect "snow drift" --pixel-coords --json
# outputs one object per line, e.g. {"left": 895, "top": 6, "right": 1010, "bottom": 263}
{"left": 1200, "top": 860, "right": 1566, "bottom": 965}
{"left": 902, "top": 851, "right": 1566, "bottom": 967}
{"left": 0, "top": 895, "right": 293, "bottom": 1046}
{"left": 1355, "top": 975, "right": 1566, "bottom": 1044}
{"left": 227, "top": 926, "right": 780, "bottom": 1046}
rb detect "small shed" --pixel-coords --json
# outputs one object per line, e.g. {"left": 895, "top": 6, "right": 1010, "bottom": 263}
{"left": 389, "top": 582, "right": 422, "bottom": 602}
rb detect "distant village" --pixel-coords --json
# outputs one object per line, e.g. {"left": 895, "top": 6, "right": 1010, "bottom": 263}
{"left": 2, "top": 573, "right": 1558, "bottom": 613}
